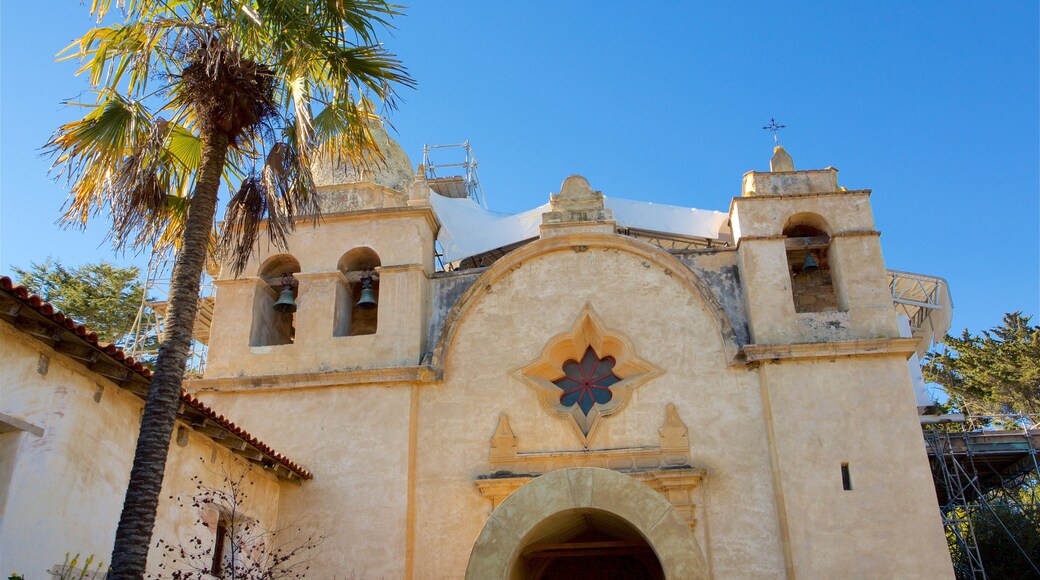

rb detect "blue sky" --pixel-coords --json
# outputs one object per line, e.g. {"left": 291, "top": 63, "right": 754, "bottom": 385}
{"left": 1, "top": 2, "right": 1037, "bottom": 337}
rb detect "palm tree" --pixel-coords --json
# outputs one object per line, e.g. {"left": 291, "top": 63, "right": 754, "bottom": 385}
{"left": 45, "top": 2, "right": 413, "bottom": 577}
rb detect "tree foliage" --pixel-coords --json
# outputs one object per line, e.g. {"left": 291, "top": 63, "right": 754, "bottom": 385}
{"left": 47, "top": 0, "right": 414, "bottom": 271}
{"left": 925, "top": 312, "right": 1040, "bottom": 419}
{"left": 13, "top": 258, "right": 147, "bottom": 345}
{"left": 45, "top": 2, "right": 413, "bottom": 576}
{"left": 947, "top": 502, "right": 1040, "bottom": 580}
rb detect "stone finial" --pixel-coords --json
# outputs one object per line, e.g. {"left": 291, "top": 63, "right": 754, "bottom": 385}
{"left": 489, "top": 414, "right": 518, "bottom": 463}
{"left": 541, "top": 175, "right": 615, "bottom": 233}
{"left": 659, "top": 404, "right": 689, "bottom": 452}
{"left": 406, "top": 163, "right": 430, "bottom": 204}
{"left": 550, "top": 175, "right": 604, "bottom": 212}
{"left": 770, "top": 146, "right": 795, "bottom": 172}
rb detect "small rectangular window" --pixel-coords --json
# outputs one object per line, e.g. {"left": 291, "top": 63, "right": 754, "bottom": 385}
{"left": 841, "top": 462, "right": 852, "bottom": 491}
{"left": 211, "top": 519, "right": 228, "bottom": 577}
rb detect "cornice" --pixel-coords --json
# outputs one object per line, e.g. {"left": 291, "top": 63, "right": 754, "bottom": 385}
{"left": 742, "top": 337, "right": 919, "bottom": 363}
{"left": 318, "top": 203, "right": 441, "bottom": 233}
{"left": 728, "top": 189, "right": 872, "bottom": 216}
{"left": 188, "top": 364, "right": 438, "bottom": 393}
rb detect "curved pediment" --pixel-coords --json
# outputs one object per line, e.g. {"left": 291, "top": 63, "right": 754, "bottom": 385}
{"left": 430, "top": 233, "right": 743, "bottom": 378}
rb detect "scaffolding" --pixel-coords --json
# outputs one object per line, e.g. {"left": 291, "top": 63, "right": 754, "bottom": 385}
{"left": 888, "top": 270, "right": 954, "bottom": 357}
{"left": 422, "top": 141, "right": 487, "bottom": 208}
{"left": 925, "top": 421, "right": 1040, "bottom": 579}
{"left": 123, "top": 255, "right": 214, "bottom": 377}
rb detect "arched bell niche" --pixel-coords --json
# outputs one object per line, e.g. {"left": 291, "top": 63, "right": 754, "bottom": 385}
{"left": 250, "top": 254, "right": 300, "bottom": 346}
{"left": 783, "top": 213, "right": 839, "bottom": 313}
{"left": 334, "top": 247, "right": 381, "bottom": 337}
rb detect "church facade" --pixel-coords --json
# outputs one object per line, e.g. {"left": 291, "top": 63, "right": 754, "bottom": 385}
{"left": 0, "top": 133, "right": 954, "bottom": 578}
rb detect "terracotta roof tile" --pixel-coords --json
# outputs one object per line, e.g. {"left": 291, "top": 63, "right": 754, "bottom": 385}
{"left": 0, "top": 276, "right": 311, "bottom": 480}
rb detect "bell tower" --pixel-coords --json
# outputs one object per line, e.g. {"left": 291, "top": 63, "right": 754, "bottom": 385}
{"left": 731, "top": 146, "right": 900, "bottom": 345}
{"left": 205, "top": 125, "right": 438, "bottom": 379}
{"left": 730, "top": 147, "right": 947, "bottom": 577}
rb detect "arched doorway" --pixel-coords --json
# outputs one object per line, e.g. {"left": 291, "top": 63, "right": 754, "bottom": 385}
{"left": 517, "top": 509, "right": 664, "bottom": 580}
{"left": 466, "top": 468, "right": 707, "bottom": 580}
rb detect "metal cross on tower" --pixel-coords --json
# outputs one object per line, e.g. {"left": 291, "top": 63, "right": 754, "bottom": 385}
{"left": 763, "top": 118, "right": 786, "bottom": 145}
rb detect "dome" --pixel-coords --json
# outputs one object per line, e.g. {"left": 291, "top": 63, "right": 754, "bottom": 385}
{"left": 311, "top": 121, "right": 414, "bottom": 193}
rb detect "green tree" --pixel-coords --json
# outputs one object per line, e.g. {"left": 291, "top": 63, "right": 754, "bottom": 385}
{"left": 45, "top": 2, "right": 412, "bottom": 577}
{"left": 947, "top": 502, "right": 1040, "bottom": 580}
{"left": 12, "top": 258, "right": 147, "bottom": 346}
{"left": 925, "top": 313, "right": 1040, "bottom": 420}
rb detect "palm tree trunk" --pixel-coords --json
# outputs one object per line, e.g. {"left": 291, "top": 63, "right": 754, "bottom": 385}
{"left": 109, "top": 130, "right": 230, "bottom": 579}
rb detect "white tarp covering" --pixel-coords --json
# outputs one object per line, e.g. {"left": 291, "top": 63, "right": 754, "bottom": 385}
{"left": 899, "top": 315, "right": 936, "bottom": 408}
{"left": 429, "top": 193, "right": 729, "bottom": 263}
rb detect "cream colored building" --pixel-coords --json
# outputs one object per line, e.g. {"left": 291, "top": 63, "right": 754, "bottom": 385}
{"left": 1, "top": 133, "right": 955, "bottom": 579}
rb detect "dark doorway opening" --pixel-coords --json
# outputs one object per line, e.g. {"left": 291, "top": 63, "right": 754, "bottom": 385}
{"left": 517, "top": 510, "right": 664, "bottom": 580}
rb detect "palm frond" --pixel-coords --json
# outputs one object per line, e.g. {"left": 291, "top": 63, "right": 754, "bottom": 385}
{"left": 51, "top": 0, "right": 415, "bottom": 269}
{"left": 44, "top": 90, "right": 194, "bottom": 254}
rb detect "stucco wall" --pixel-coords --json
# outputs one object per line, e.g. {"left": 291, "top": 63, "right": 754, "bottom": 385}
{"left": 0, "top": 323, "right": 281, "bottom": 578}
{"left": 760, "top": 357, "right": 952, "bottom": 578}
{"left": 194, "top": 230, "right": 951, "bottom": 579}
{"left": 674, "top": 248, "right": 750, "bottom": 347}
{"left": 195, "top": 385, "right": 413, "bottom": 580}
{"left": 414, "top": 243, "right": 786, "bottom": 578}
{"left": 207, "top": 209, "right": 437, "bottom": 378}
{"left": 189, "top": 167, "right": 955, "bottom": 578}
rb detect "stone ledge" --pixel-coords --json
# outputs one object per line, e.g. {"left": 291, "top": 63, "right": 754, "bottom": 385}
{"left": 187, "top": 364, "right": 437, "bottom": 393}
{"left": 743, "top": 337, "right": 919, "bottom": 363}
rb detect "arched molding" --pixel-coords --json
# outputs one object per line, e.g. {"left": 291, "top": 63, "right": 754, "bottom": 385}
{"left": 782, "top": 211, "right": 832, "bottom": 237}
{"left": 257, "top": 253, "right": 300, "bottom": 281}
{"left": 465, "top": 467, "right": 709, "bottom": 580}
{"left": 431, "top": 233, "right": 742, "bottom": 377}
{"left": 337, "top": 246, "right": 381, "bottom": 272}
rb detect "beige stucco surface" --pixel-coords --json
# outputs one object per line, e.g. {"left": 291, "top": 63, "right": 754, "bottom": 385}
{"left": 412, "top": 240, "right": 787, "bottom": 578}
{"left": 207, "top": 209, "right": 436, "bottom": 378}
{"left": 760, "top": 357, "right": 952, "bottom": 577}
{"left": 195, "top": 384, "right": 413, "bottom": 580}
{"left": 190, "top": 164, "right": 953, "bottom": 579}
{"left": 0, "top": 322, "right": 282, "bottom": 579}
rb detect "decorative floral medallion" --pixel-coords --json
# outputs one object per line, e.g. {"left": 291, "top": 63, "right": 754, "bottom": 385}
{"left": 513, "top": 304, "right": 662, "bottom": 447}
{"left": 553, "top": 347, "right": 621, "bottom": 415}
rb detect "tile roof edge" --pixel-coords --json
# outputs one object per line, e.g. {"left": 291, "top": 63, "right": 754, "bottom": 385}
{"left": 0, "top": 275, "right": 312, "bottom": 481}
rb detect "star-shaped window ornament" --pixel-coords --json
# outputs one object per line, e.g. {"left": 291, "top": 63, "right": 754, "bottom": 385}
{"left": 514, "top": 304, "right": 662, "bottom": 447}
{"left": 553, "top": 347, "right": 621, "bottom": 416}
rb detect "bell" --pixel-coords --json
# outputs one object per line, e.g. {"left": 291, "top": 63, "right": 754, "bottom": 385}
{"left": 356, "top": 274, "right": 378, "bottom": 310}
{"left": 273, "top": 286, "right": 297, "bottom": 313}
{"left": 802, "top": 252, "right": 820, "bottom": 273}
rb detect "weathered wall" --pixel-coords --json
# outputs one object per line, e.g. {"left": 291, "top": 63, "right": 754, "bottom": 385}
{"left": 733, "top": 191, "right": 899, "bottom": 345}
{"left": 0, "top": 322, "right": 281, "bottom": 578}
{"left": 195, "top": 226, "right": 951, "bottom": 579}
{"left": 207, "top": 209, "right": 437, "bottom": 378}
{"left": 426, "top": 268, "right": 484, "bottom": 354}
{"left": 759, "top": 356, "right": 952, "bottom": 577}
{"left": 413, "top": 240, "right": 786, "bottom": 579}
{"left": 194, "top": 384, "right": 413, "bottom": 580}
{"left": 189, "top": 165, "right": 953, "bottom": 579}
{"left": 674, "top": 248, "right": 749, "bottom": 346}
